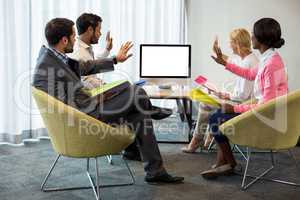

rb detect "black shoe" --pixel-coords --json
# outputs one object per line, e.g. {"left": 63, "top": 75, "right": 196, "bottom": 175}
{"left": 145, "top": 173, "right": 184, "bottom": 184}
{"left": 123, "top": 151, "right": 142, "bottom": 161}
{"left": 150, "top": 106, "right": 173, "bottom": 120}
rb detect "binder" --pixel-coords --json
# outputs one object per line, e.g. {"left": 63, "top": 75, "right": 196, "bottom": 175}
{"left": 189, "top": 88, "right": 221, "bottom": 108}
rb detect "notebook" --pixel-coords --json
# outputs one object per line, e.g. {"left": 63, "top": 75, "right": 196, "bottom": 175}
{"left": 82, "top": 80, "right": 130, "bottom": 101}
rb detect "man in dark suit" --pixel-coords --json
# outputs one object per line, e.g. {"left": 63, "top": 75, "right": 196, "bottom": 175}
{"left": 33, "top": 18, "right": 184, "bottom": 184}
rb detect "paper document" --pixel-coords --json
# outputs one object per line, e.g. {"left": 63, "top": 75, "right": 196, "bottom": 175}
{"left": 189, "top": 88, "right": 220, "bottom": 108}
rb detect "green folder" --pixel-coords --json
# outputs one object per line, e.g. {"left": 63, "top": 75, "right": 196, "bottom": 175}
{"left": 82, "top": 80, "right": 127, "bottom": 97}
{"left": 189, "top": 88, "right": 220, "bottom": 108}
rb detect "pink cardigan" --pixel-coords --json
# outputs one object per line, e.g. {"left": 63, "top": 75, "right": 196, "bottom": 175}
{"left": 225, "top": 52, "right": 288, "bottom": 113}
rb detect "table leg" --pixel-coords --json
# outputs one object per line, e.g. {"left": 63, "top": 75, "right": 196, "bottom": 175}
{"left": 176, "top": 99, "right": 185, "bottom": 122}
{"left": 182, "top": 99, "right": 193, "bottom": 129}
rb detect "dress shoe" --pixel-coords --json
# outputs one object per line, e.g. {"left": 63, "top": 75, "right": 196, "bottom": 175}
{"left": 122, "top": 151, "right": 142, "bottom": 161}
{"left": 145, "top": 173, "right": 184, "bottom": 184}
{"left": 150, "top": 106, "right": 173, "bottom": 120}
{"left": 201, "top": 164, "right": 234, "bottom": 179}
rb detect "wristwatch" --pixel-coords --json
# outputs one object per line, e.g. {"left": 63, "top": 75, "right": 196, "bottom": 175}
{"left": 112, "top": 56, "right": 118, "bottom": 64}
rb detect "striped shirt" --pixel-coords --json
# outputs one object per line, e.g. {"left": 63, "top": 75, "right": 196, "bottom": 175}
{"left": 48, "top": 47, "right": 69, "bottom": 65}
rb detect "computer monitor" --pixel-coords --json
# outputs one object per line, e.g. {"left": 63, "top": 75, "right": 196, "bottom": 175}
{"left": 140, "top": 44, "right": 191, "bottom": 78}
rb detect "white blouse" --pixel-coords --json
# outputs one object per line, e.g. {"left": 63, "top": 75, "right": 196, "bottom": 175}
{"left": 228, "top": 52, "right": 259, "bottom": 101}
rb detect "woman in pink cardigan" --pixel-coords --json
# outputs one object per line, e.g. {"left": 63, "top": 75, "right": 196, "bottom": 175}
{"left": 201, "top": 18, "right": 288, "bottom": 179}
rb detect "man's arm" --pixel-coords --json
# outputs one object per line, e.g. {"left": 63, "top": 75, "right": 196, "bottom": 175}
{"left": 78, "top": 58, "right": 115, "bottom": 76}
{"left": 77, "top": 41, "right": 133, "bottom": 76}
{"left": 95, "top": 31, "right": 113, "bottom": 59}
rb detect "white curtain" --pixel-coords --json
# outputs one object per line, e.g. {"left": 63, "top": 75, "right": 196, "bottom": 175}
{"left": 0, "top": 0, "right": 31, "bottom": 144}
{"left": 0, "top": 0, "right": 186, "bottom": 144}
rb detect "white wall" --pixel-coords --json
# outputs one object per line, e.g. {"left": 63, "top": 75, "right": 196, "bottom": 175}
{"left": 187, "top": 0, "right": 300, "bottom": 91}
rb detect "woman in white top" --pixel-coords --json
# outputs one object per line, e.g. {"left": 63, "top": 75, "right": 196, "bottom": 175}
{"left": 182, "top": 28, "right": 259, "bottom": 153}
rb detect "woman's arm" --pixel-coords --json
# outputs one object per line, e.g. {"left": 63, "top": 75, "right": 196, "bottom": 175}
{"left": 225, "top": 63, "right": 258, "bottom": 81}
{"left": 233, "top": 103, "right": 257, "bottom": 113}
{"left": 211, "top": 44, "right": 258, "bottom": 80}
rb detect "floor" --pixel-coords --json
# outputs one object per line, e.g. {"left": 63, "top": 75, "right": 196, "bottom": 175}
{"left": 0, "top": 117, "right": 299, "bottom": 200}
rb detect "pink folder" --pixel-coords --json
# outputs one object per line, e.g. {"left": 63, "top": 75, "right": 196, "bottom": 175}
{"left": 194, "top": 75, "right": 218, "bottom": 93}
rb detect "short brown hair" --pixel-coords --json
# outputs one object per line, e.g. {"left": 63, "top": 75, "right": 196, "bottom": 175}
{"left": 45, "top": 18, "right": 74, "bottom": 46}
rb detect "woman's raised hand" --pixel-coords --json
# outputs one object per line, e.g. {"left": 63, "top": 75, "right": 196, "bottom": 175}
{"left": 211, "top": 38, "right": 227, "bottom": 66}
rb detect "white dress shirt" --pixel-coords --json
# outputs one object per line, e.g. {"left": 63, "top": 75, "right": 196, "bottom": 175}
{"left": 228, "top": 52, "right": 259, "bottom": 101}
{"left": 68, "top": 38, "right": 110, "bottom": 89}
{"left": 68, "top": 37, "right": 110, "bottom": 62}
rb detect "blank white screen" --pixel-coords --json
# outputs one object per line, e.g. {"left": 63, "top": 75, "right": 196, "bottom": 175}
{"left": 141, "top": 46, "right": 190, "bottom": 77}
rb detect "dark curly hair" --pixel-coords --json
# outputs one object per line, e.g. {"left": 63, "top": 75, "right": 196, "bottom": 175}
{"left": 253, "top": 18, "right": 285, "bottom": 49}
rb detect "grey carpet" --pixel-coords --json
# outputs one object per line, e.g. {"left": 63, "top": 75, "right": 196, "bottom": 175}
{"left": 0, "top": 117, "right": 300, "bottom": 200}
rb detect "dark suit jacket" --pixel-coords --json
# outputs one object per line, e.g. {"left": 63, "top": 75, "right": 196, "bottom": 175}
{"left": 33, "top": 45, "right": 115, "bottom": 115}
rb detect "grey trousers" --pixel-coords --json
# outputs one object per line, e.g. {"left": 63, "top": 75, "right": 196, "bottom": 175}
{"left": 88, "top": 84, "right": 165, "bottom": 176}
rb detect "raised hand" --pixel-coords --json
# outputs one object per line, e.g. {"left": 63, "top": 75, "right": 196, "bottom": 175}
{"left": 211, "top": 36, "right": 227, "bottom": 66}
{"left": 116, "top": 41, "right": 133, "bottom": 63}
{"left": 213, "top": 36, "right": 219, "bottom": 55}
{"left": 105, "top": 31, "right": 113, "bottom": 51}
{"left": 211, "top": 45, "right": 227, "bottom": 66}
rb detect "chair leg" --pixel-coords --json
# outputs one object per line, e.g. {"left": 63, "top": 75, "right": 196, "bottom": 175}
{"left": 106, "top": 155, "right": 113, "bottom": 165}
{"left": 240, "top": 149, "right": 299, "bottom": 190}
{"left": 121, "top": 155, "right": 136, "bottom": 185}
{"left": 41, "top": 154, "right": 61, "bottom": 191}
{"left": 89, "top": 154, "right": 135, "bottom": 188}
{"left": 207, "top": 137, "right": 215, "bottom": 152}
{"left": 42, "top": 155, "right": 95, "bottom": 192}
{"left": 233, "top": 145, "right": 248, "bottom": 161}
{"left": 41, "top": 154, "right": 135, "bottom": 199}
{"left": 241, "top": 148, "right": 274, "bottom": 190}
{"left": 86, "top": 158, "right": 101, "bottom": 200}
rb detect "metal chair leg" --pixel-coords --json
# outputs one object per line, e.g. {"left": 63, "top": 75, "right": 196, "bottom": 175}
{"left": 41, "top": 154, "right": 61, "bottom": 191}
{"left": 207, "top": 137, "right": 215, "bottom": 152}
{"left": 239, "top": 149, "right": 299, "bottom": 190}
{"left": 241, "top": 148, "right": 274, "bottom": 190}
{"left": 106, "top": 155, "right": 113, "bottom": 165}
{"left": 91, "top": 154, "right": 135, "bottom": 188}
{"left": 122, "top": 155, "right": 136, "bottom": 185}
{"left": 41, "top": 154, "right": 135, "bottom": 199}
{"left": 233, "top": 145, "right": 247, "bottom": 161}
{"left": 86, "top": 158, "right": 100, "bottom": 200}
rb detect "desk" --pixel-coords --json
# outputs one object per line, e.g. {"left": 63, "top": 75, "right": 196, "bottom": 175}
{"left": 143, "top": 85, "right": 193, "bottom": 143}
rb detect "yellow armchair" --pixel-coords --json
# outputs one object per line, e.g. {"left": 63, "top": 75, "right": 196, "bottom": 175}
{"left": 220, "top": 90, "right": 300, "bottom": 190}
{"left": 32, "top": 87, "right": 135, "bottom": 200}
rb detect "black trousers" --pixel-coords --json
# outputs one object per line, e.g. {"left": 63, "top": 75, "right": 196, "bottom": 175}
{"left": 88, "top": 84, "right": 166, "bottom": 176}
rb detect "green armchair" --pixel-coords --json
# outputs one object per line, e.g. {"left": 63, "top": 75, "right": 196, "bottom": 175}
{"left": 220, "top": 90, "right": 300, "bottom": 190}
{"left": 32, "top": 87, "right": 136, "bottom": 200}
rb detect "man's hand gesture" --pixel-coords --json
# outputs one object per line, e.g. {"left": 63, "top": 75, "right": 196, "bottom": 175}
{"left": 116, "top": 41, "right": 133, "bottom": 63}
{"left": 105, "top": 31, "right": 113, "bottom": 51}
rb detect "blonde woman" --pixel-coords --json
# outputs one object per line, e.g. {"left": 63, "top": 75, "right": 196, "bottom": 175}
{"left": 182, "top": 28, "right": 259, "bottom": 153}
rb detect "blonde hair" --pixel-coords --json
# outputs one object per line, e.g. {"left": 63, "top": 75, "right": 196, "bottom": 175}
{"left": 230, "top": 28, "right": 251, "bottom": 52}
